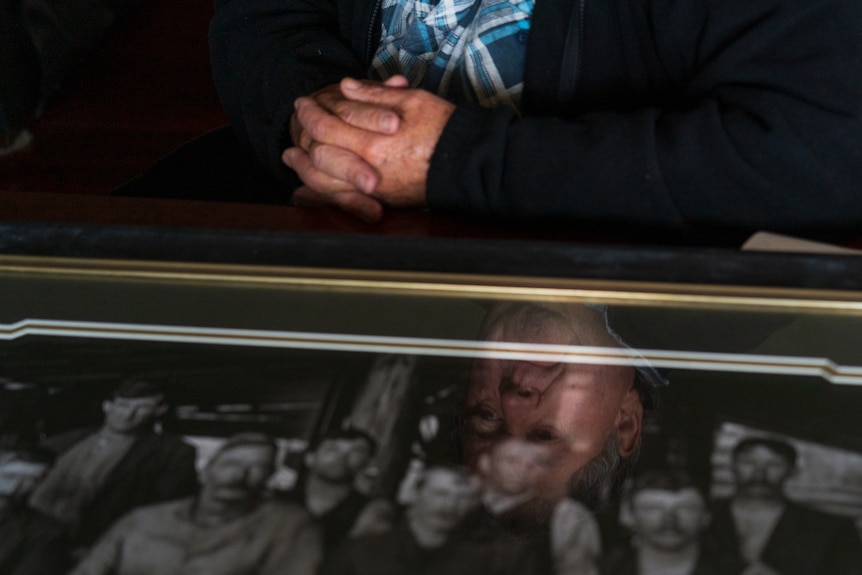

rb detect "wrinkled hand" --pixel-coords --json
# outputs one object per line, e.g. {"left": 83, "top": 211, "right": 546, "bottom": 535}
{"left": 284, "top": 76, "right": 455, "bottom": 220}
{"left": 284, "top": 76, "right": 408, "bottom": 223}
{"left": 289, "top": 77, "right": 406, "bottom": 152}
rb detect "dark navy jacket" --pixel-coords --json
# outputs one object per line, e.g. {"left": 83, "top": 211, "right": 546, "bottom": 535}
{"left": 709, "top": 499, "right": 862, "bottom": 575}
{"left": 210, "top": 0, "right": 862, "bottom": 234}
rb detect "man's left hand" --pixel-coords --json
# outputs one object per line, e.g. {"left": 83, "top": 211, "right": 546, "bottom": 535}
{"left": 289, "top": 77, "right": 456, "bottom": 209}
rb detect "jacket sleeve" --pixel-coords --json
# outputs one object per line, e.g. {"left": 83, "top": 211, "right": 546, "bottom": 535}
{"left": 209, "top": 0, "right": 367, "bottom": 183}
{"left": 427, "top": 0, "right": 862, "bottom": 234}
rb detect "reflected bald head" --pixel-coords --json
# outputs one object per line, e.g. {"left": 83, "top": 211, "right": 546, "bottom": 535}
{"left": 462, "top": 302, "right": 643, "bottom": 514}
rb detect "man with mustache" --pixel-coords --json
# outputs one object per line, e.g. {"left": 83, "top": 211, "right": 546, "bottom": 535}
{"left": 600, "top": 470, "right": 736, "bottom": 575}
{"left": 70, "top": 433, "right": 321, "bottom": 575}
{"left": 710, "top": 437, "right": 862, "bottom": 575}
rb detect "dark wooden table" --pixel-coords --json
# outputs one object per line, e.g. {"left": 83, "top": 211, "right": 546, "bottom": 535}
{"left": 0, "top": 191, "right": 714, "bottom": 246}
{"left": 2, "top": 190, "right": 861, "bottom": 251}
{"left": 0, "top": 191, "right": 655, "bottom": 244}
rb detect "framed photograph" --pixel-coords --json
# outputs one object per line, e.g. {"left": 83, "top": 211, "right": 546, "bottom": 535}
{"left": 1, "top": 222, "right": 860, "bottom": 575}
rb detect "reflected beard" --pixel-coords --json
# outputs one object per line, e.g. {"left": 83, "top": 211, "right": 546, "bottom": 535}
{"left": 494, "top": 435, "right": 632, "bottom": 528}
{"left": 568, "top": 434, "right": 633, "bottom": 511}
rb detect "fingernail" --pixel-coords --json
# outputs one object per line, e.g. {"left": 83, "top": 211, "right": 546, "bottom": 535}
{"left": 380, "top": 114, "right": 397, "bottom": 132}
{"left": 342, "top": 78, "right": 361, "bottom": 90}
{"left": 356, "top": 173, "right": 373, "bottom": 193}
{"left": 356, "top": 174, "right": 371, "bottom": 194}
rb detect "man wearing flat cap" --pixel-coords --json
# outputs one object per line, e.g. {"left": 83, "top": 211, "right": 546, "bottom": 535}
{"left": 29, "top": 377, "right": 197, "bottom": 549}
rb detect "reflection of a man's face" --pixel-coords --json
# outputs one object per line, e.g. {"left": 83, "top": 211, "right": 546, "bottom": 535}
{"left": 462, "top": 304, "right": 643, "bottom": 505}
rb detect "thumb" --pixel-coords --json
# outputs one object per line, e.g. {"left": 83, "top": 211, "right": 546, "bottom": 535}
{"left": 383, "top": 75, "right": 409, "bottom": 88}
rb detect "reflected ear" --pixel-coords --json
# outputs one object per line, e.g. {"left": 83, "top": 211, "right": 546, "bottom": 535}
{"left": 102, "top": 400, "right": 112, "bottom": 415}
{"left": 614, "top": 387, "right": 643, "bottom": 457}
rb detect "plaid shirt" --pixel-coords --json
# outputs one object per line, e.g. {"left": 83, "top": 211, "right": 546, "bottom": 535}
{"left": 369, "top": 0, "right": 534, "bottom": 112}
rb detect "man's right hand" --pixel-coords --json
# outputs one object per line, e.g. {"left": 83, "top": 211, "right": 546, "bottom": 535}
{"left": 289, "top": 79, "right": 406, "bottom": 150}
{"left": 284, "top": 76, "right": 409, "bottom": 223}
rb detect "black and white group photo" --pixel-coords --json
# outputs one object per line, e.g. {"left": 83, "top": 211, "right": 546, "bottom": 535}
{"left": 1, "top": 301, "right": 861, "bottom": 574}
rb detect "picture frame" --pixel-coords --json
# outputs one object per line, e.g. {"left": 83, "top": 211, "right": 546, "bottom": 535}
{"left": 1, "top": 221, "right": 860, "bottom": 575}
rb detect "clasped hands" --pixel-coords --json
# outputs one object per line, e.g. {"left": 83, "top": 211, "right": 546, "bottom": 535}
{"left": 282, "top": 75, "right": 456, "bottom": 223}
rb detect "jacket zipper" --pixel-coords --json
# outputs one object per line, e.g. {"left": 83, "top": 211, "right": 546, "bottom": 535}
{"left": 558, "top": 0, "right": 586, "bottom": 102}
{"left": 364, "top": 0, "right": 384, "bottom": 69}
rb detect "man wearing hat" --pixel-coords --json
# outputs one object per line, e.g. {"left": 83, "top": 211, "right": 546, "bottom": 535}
{"left": 28, "top": 377, "right": 197, "bottom": 549}
{"left": 600, "top": 469, "right": 738, "bottom": 575}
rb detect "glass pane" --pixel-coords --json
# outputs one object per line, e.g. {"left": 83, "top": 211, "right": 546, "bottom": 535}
{"left": 1, "top": 261, "right": 859, "bottom": 574}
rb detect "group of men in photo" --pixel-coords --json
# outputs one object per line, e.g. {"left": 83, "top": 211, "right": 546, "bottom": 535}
{"left": 603, "top": 438, "right": 862, "bottom": 575}
{"left": 1, "top": 302, "right": 861, "bottom": 574}
{"left": 3, "top": 411, "right": 861, "bottom": 574}
{"left": 1, "top": 377, "right": 368, "bottom": 574}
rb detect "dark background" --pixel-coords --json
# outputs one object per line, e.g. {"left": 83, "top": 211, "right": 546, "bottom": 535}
{"left": 0, "top": 0, "right": 224, "bottom": 195}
